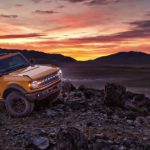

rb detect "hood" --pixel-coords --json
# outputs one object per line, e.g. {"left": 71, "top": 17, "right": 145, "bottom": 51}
{"left": 10, "top": 65, "right": 59, "bottom": 80}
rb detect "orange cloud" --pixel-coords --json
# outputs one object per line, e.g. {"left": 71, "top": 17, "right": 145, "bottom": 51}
{"left": 0, "top": 0, "right": 150, "bottom": 61}
{"left": 0, "top": 33, "right": 43, "bottom": 39}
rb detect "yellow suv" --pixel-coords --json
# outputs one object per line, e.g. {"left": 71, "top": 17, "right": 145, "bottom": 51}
{"left": 0, "top": 52, "right": 62, "bottom": 117}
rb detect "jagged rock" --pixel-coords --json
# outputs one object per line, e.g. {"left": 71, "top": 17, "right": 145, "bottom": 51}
{"left": 0, "top": 117, "right": 4, "bottom": 126}
{"left": 56, "top": 127, "right": 89, "bottom": 150}
{"left": 78, "top": 85, "right": 86, "bottom": 91}
{"left": 134, "top": 116, "right": 149, "bottom": 126}
{"left": 93, "top": 140, "right": 111, "bottom": 150}
{"left": 46, "top": 108, "right": 64, "bottom": 118}
{"left": 124, "top": 101, "right": 139, "bottom": 111}
{"left": 69, "top": 91, "right": 85, "bottom": 98}
{"left": 0, "top": 101, "right": 5, "bottom": 112}
{"left": 65, "top": 91, "right": 88, "bottom": 111}
{"left": 133, "top": 94, "right": 145, "bottom": 101}
{"left": 104, "top": 83, "right": 126, "bottom": 107}
{"left": 51, "top": 97, "right": 65, "bottom": 107}
{"left": 0, "top": 82, "right": 150, "bottom": 150}
{"left": 146, "top": 116, "right": 150, "bottom": 125}
{"left": 84, "top": 89, "right": 96, "bottom": 99}
{"left": 125, "top": 91, "right": 136, "bottom": 99}
{"left": 31, "top": 136, "right": 49, "bottom": 150}
{"left": 124, "top": 100, "right": 149, "bottom": 115}
{"left": 61, "top": 80, "right": 76, "bottom": 93}
{"left": 66, "top": 97, "right": 88, "bottom": 111}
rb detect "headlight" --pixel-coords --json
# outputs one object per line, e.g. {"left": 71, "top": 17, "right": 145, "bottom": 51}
{"left": 30, "top": 81, "right": 40, "bottom": 89}
{"left": 57, "top": 70, "right": 62, "bottom": 78}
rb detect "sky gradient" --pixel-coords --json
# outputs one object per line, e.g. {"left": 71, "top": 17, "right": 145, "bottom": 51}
{"left": 0, "top": 0, "right": 150, "bottom": 60}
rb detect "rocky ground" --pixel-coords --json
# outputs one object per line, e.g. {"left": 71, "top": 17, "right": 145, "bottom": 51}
{"left": 0, "top": 81, "right": 150, "bottom": 150}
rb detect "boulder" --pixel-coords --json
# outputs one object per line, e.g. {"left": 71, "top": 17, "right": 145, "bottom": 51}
{"left": 65, "top": 91, "right": 88, "bottom": 111}
{"left": 0, "top": 117, "right": 4, "bottom": 126}
{"left": 31, "top": 136, "right": 49, "bottom": 150}
{"left": 66, "top": 97, "right": 88, "bottom": 111}
{"left": 0, "top": 101, "right": 5, "bottom": 112}
{"left": 61, "top": 80, "right": 76, "bottom": 93}
{"left": 93, "top": 140, "right": 111, "bottom": 150}
{"left": 78, "top": 85, "right": 86, "bottom": 91}
{"left": 46, "top": 108, "right": 64, "bottom": 118}
{"left": 104, "top": 83, "right": 126, "bottom": 107}
{"left": 133, "top": 94, "right": 145, "bottom": 101}
{"left": 56, "top": 127, "right": 89, "bottom": 150}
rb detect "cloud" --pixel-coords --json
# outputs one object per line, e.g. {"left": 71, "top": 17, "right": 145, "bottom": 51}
{"left": 64, "top": 0, "right": 121, "bottom": 4}
{"left": 65, "top": 0, "right": 87, "bottom": 2}
{"left": 64, "top": 0, "right": 136, "bottom": 5}
{"left": 34, "top": 10, "right": 57, "bottom": 14}
{"left": 88, "top": 0, "right": 120, "bottom": 5}
{"left": 60, "top": 19, "right": 150, "bottom": 43}
{"left": 15, "top": 4, "right": 24, "bottom": 7}
{"left": 129, "top": 20, "right": 150, "bottom": 30}
{"left": 51, "top": 8, "right": 106, "bottom": 31}
{"left": 0, "top": 14, "right": 18, "bottom": 19}
{"left": 0, "top": 33, "right": 43, "bottom": 39}
{"left": 31, "top": 0, "right": 42, "bottom": 3}
{"left": 146, "top": 11, "right": 150, "bottom": 16}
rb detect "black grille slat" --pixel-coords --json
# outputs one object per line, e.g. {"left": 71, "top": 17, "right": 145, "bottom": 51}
{"left": 38, "top": 72, "right": 59, "bottom": 88}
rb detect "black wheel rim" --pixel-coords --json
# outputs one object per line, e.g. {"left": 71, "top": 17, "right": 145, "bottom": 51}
{"left": 12, "top": 98, "right": 26, "bottom": 113}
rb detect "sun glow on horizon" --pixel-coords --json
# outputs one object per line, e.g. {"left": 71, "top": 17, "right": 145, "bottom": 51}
{"left": 0, "top": 0, "right": 149, "bottom": 60}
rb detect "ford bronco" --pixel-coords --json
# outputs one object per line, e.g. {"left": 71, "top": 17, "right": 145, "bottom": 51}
{"left": 0, "top": 52, "right": 62, "bottom": 117}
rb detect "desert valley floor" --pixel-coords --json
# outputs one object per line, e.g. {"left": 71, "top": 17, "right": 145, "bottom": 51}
{"left": 62, "top": 64, "right": 150, "bottom": 97}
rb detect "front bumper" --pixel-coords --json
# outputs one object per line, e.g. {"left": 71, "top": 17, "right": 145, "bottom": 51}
{"left": 26, "top": 82, "right": 61, "bottom": 101}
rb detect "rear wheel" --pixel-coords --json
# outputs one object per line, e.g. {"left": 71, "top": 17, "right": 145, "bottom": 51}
{"left": 5, "top": 91, "right": 34, "bottom": 117}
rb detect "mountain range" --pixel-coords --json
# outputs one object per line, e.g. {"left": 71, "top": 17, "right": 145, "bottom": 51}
{"left": 0, "top": 48, "right": 150, "bottom": 65}
{"left": 0, "top": 48, "right": 76, "bottom": 65}
{"left": 93, "top": 51, "right": 150, "bottom": 65}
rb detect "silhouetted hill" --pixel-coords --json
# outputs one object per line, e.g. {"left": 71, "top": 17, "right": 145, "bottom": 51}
{"left": 1, "top": 49, "right": 150, "bottom": 65}
{"left": 93, "top": 51, "right": 150, "bottom": 65}
{"left": 0, "top": 48, "right": 76, "bottom": 65}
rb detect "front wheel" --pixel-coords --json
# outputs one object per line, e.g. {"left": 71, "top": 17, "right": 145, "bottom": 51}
{"left": 5, "top": 91, "right": 34, "bottom": 117}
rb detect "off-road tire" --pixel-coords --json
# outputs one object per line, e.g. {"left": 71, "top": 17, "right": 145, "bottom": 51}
{"left": 5, "top": 91, "right": 34, "bottom": 117}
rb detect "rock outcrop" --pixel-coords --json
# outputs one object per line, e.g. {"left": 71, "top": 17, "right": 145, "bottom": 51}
{"left": 0, "top": 81, "right": 149, "bottom": 150}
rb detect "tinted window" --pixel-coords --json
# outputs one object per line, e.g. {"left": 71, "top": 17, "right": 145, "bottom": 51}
{"left": 0, "top": 54, "right": 30, "bottom": 74}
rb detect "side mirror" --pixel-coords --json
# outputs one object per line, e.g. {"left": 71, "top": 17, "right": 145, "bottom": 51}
{"left": 29, "top": 58, "right": 35, "bottom": 65}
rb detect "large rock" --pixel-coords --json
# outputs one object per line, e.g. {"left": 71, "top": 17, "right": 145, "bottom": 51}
{"left": 56, "top": 127, "right": 89, "bottom": 150}
{"left": 0, "top": 102, "right": 5, "bottom": 112}
{"left": 66, "top": 98, "right": 88, "bottom": 111}
{"left": 93, "top": 140, "right": 111, "bottom": 150}
{"left": 61, "top": 80, "right": 76, "bottom": 94}
{"left": 31, "top": 136, "right": 49, "bottom": 150}
{"left": 46, "top": 106, "right": 65, "bottom": 118}
{"left": 124, "top": 93, "right": 150, "bottom": 114}
{"left": 65, "top": 91, "right": 88, "bottom": 111}
{"left": 104, "top": 83, "right": 126, "bottom": 107}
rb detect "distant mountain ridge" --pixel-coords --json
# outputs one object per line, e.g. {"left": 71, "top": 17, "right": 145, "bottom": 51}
{"left": 93, "top": 51, "right": 150, "bottom": 65}
{"left": 0, "top": 48, "right": 76, "bottom": 65}
{"left": 0, "top": 49, "right": 150, "bottom": 65}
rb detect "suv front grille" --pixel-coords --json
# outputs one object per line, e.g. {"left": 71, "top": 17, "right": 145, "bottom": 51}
{"left": 38, "top": 72, "right": 60, "bottom": 88}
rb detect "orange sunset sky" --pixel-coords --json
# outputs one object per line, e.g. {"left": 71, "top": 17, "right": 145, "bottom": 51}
{"left": 0, "top": 0, "right": 150, "bottom": 60}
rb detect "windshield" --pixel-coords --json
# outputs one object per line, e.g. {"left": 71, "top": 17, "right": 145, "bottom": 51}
{"left": 0, "top": 54, "right": 30, "bottom": 74}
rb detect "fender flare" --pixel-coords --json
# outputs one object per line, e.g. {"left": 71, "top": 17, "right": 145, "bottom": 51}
{"left": 3, "top": 84, "right": 26, "bottom": 99}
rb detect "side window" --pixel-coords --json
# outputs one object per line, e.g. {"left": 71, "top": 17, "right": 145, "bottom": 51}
{"left": 0, "top": 60, "right": 9, "bottom": 70}
{"left": 8, "top": 57, "right": 16, "bottom": 67}
{"left": 8, "top": 56, "right": 24, "bottom": 67}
